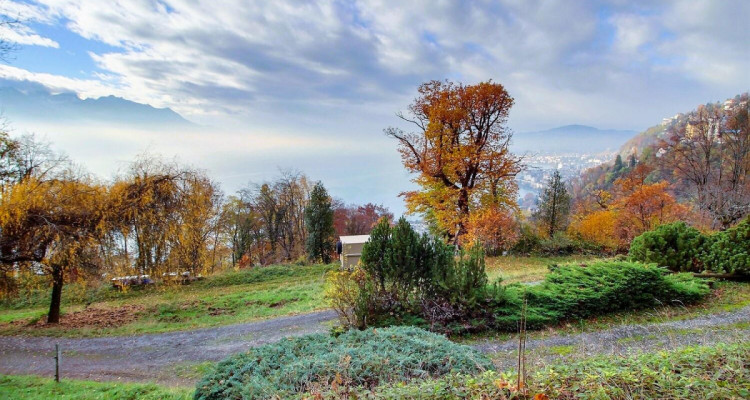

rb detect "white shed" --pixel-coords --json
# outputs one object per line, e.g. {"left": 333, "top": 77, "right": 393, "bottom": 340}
{"left": 339, "top": 235, "right": 369, "bottom": 269}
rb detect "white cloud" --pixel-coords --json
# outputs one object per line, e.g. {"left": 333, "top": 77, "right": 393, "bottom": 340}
{"left": 2, "top": 0, "right": 748, "bottom": 131}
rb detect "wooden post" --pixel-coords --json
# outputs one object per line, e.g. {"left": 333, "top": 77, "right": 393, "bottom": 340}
{"left": 54, "top": 343, "right": 60, "bottom": 383}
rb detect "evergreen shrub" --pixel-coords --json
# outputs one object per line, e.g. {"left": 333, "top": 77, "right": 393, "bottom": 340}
{"left": 629, "top": 222, "right": 705, "bottom": 272}
{"left": 193, "top": 326, "right": 493, "bottom": 399}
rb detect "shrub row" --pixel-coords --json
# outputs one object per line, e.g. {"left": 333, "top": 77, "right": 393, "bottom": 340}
{"left": 629, "top": 218, "right": 750, "bottom": 275}
{"left": 193, "top": 326, "right": 493, "bottom": 399}
{"left": 305, "top": 342, "right": 750, "bottom": 399}
{"left": 329, "top": 220, "right": 711, "bottom": 335}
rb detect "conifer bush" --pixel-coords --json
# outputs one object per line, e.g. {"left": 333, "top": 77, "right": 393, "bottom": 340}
{"left": 701, "top": 217, "right": 749, "bottom": 275}
{"left": 628, "top": 222, "right": 705, "bottom": 272}
{"left": 629, "top": 218, "right": 750, "bottom": 275}
{"left": 193, "top": 326, "right": 493, "bottom": 400}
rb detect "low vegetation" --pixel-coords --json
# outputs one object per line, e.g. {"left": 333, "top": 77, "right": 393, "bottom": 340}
{"left": 0, "top": 374, "right": 193, "bottom": 400}
{"left": 304, "top": 342, "right": 750, "bottom": 399}
{"left": 327, "top": 219, "right": 711, "bottom": 335}
{"left": 193, "top": 326, "right": 492, "bottom": 399}
{"left": 0, "top": 264, "right": 334, "bottom": 337}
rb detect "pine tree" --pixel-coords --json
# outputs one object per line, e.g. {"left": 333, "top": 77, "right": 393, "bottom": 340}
{"left": 534, "top": 170, "right": 571, "bottom": 237}
{"left": 614, "top": 154, "right": 624, "bottom": 172}
{"left": 304, "top": 182, "right": 335, "bottom": 263}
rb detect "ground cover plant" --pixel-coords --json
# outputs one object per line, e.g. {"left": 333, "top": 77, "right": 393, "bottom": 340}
{"left": 193, "top": 325, "right": 493, "bottom": 399}
{"left": 0, "top": 264, "right": 334, "bottom": 337}
{"left": 0, "top": 374, "right": 193, "bottom": 400}
{"left": 306, "top": 342, "right": 750, "bottom": 399}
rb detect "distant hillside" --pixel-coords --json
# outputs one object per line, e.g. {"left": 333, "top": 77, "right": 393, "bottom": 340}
{"left": 0, "top": 80, "right": 194, "bottom": 128}
{"left": 512, "top": 125, "right": 637, "bottom": 154}
{"left": 572, "top": 93, "right": 749, "bottom": 201}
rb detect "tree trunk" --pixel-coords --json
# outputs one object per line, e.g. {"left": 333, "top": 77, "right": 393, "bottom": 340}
{"left": 454, "top": 189, "right": 471, "bottom": 246}
{"left": 47, "top": 265, "right": 64, "bottom": 324}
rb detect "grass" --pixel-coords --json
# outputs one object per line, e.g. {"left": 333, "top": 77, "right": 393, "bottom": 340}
{"left": 460, "top": 280, "right": 750, "bottom": 344}
{"left": 328, "top": 342, "right": 750, "bottom": 399}
{"left": 485, "top": 254, "right": 606, "bottom": 283}
{"left": 0, "top": 264, "right": 335, "bottom": 338}
{"left": 0, "top": 374, "right": 193, "bottom": 400}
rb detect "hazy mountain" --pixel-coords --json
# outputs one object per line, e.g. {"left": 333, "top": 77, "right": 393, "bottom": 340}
{"left": 0, "top": 80, "right": 194, "bottom": 129}
{"left": 512, "top": 124, "right": 637, "bottom": 154}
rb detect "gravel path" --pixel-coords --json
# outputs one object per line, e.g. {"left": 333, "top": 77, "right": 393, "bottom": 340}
{"left": 475, "top": 305, "right": 750, "bottom": 370}
{"left": 0, "top": 310, "right": 337, "bottom": 386}
{"left": 1, "top": 306, "right": 748, "bottom": 387}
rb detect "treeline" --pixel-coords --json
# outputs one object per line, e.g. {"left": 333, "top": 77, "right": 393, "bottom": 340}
{"left": 0, "top": 133, "right": 391, "bottom": 322}
{"left": 571, "top": 93, "right": 750, "bottom": 233}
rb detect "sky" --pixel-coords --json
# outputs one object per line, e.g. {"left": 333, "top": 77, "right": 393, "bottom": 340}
{"left": 0, "top": 0, "right": 747, "bottom": 215}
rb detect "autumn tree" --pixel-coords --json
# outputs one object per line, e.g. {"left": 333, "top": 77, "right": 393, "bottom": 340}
{"left": 386, "top": 80, "right": 522, "bottom": 242}
{"left": 305, "top": 182, "right": 335, "bottom": 263}
{"left": 0, "top": 172, "right": 106, "bottom": 323}
{"left": 534, "top": 170, "right": 571, "bottom": 237}
{"left": 332, "top": 201, "right": 393, "bottom": 236}
{"left": 662, "top": 97, "right": 750, "bottom": 228}
{"left": 108, "top": 156, "right": 223, "bottom": 277}
{"left": 465, "top": 205, "right": 519, "bottom": 255}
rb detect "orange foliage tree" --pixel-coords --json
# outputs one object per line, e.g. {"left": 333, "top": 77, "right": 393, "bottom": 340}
{"left": 386, "top": 80, "right": 522, "bottom": 242}
{"left": 569, "top": 164, "right": 690, "bottom": 251}
{"left": 465, "top": 205, "right": 519, "bottom": 255}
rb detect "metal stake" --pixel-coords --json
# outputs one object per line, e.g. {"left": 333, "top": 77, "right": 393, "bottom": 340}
{"left": 54, "top": 343, "right": 60, "bottom": 383}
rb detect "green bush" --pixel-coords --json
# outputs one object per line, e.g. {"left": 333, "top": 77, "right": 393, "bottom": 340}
{"left": 353, "top": 218, "right": 490, "bottom": 330}
{"left": 491, "top": 261, "right": 710, "bottom": 330}
{"left": 193, "top": 326, "right": 493, "bottom": 399}
{"left": 630, "top": 218, "right": 750, "bottom": 275}
{"left": 702, "top": 217, "right": 750, "bottom": 275}
{"left": 629, "top": 222, "right": 705, "bottom": 272}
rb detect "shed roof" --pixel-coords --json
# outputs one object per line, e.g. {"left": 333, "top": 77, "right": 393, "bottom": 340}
{"left": 340, "top": 235, "right": 370, "bottom": 244}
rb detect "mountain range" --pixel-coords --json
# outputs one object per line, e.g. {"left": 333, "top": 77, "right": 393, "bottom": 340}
{"left": 0, "top": 80, "right": 194, "bottom": 129}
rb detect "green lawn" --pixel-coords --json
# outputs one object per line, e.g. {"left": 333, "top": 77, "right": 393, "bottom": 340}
{"left": 0, "top": 264, "right": 335, "bottom": 338}
{"left": 0, "top": 375, "right": 193, "bottom": 400}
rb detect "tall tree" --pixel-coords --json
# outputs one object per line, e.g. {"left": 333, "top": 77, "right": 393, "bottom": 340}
{"left": 535, "top": 170, "right": 571, "bottom": 237}
{"left": 386, "top": 80, "right": 522, "bottom": 242}
{"left": 662, "top": 97, "right": 750, "bottom": 228}
{"left": 304, "top": 182, "right": 335, "bottom": 263}
{"left": 0, "top": 174, "right": 106, "bottom": 323}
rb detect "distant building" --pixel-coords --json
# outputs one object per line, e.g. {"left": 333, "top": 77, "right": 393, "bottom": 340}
{"left": 338, "top": 235, "right": 369, "bottom": 269}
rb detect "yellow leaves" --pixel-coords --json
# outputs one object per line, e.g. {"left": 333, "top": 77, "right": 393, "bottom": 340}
{"left": 493, "top": 379, "right": 510, "bottom": 389}
{"left": 533, "top": 393, "right": 549, "bottom": 400}
{"left": 389, "top": 80, "right": 521, "bottom": 240}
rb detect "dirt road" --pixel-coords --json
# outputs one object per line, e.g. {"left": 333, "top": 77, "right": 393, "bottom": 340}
{"left": 0, "top": 310, "right": 337, "bottom": 386}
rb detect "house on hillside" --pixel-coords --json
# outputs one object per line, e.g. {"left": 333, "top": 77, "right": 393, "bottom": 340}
{"left": 337, "top": 235, "right": 369, "bottom": 269}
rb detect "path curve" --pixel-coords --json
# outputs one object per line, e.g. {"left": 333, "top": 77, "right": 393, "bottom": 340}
{"left": 0, "top": 310, "right": 337, "bottom": 386}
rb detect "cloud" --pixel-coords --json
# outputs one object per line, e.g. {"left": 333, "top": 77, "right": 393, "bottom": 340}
{"left": 0, "top": 1, "right": 746, "bottom": 132}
